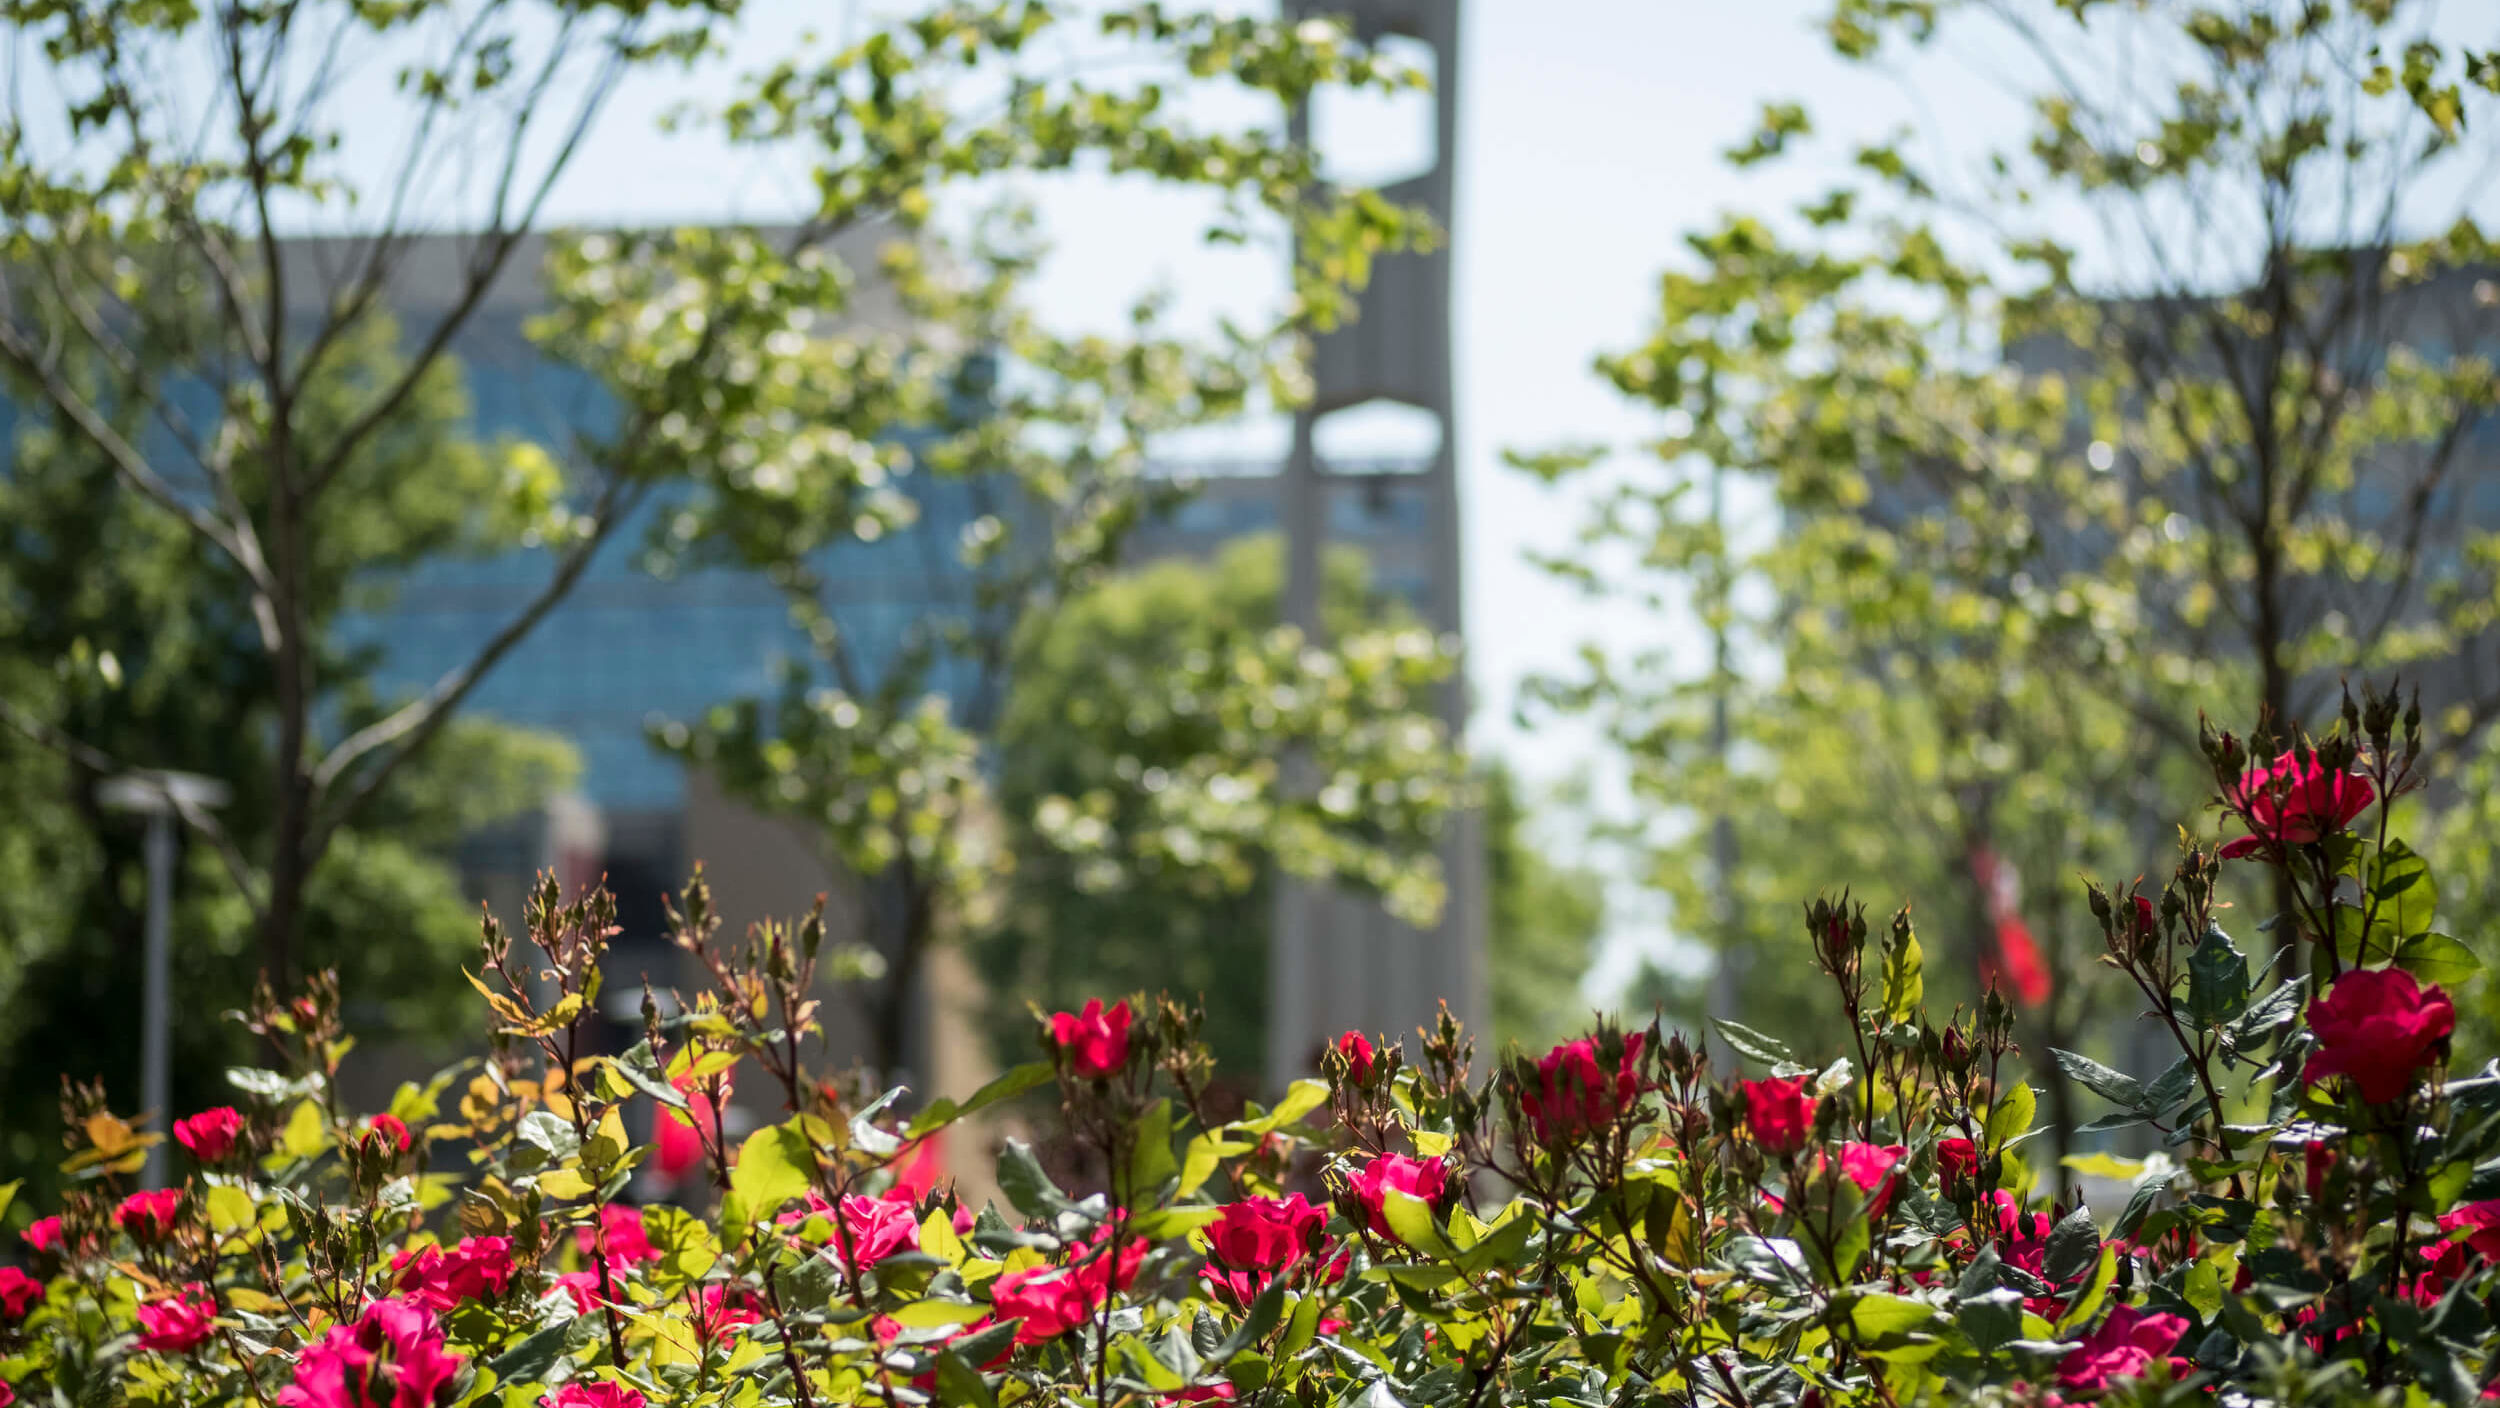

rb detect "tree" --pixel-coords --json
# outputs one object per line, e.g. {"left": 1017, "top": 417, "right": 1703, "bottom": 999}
{"left": 1482, "top": 765, "right": 1605, "bottom": 1052}
{"left": 0, "top": 308, "right": 574, "bottom": 1199}
{"left": 0, "top": 2, "right": 1428, "bottom": 993}
{"left": 969, "top": 535, "right": 1559, "bottom": 1077}
{"left": 1530, "top": 0, "right": 2500, "bottom": 1145}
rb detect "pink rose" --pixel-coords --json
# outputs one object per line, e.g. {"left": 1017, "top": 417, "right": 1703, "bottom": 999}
{"left": 779, "top": 1193, "right": 920, "bottom": 1268}
{"left": 115, "top": 1188, "right": 183, "bottom": 1243}
{"left": 1838, "top": 1142, "right": 1907, "bottom": 1220}
{"left": 2440, "top": 1200, "right": 2500, "bottom": 1259}
{"left": 575, "top": 1205, "right": 658, "bottom": 1266}
{"left": 690, "top": 1284, "right": 763, "bottom": 1347}
{"left": 174, "top": 1107, "right": 246, "bottom": 1164}
{"left": 2056, "top": 1305, "right": 2188, "bottom": 1395}
{"left": 392, "top": 1237, "right": 515, "bottom": 1310}
{"left": 277, "top": 1298, "right": 465, "bottom": 1408}
{"left": 21, "top": 1217, "right": 64, "bottom": 1256}
{"left": 1050, "top": 999, "right": 1133, "bottom": 1079}
{"left": 136, "top": 1283, "right": 218, "bottom": 1354}
{"left": 1519, "top": 1034, "right": 1646, "bottom": 1144}
{"left": 0, "top": 1267, "right": 42, "bottom": 1320}
{"left": 992, "top": 1263, "right": 1095, "bottom": 1344}
{"left": 1742, "top": 1076, "right": 1816, "bottom": 1156}
{"left": 2305, "top": 968, "right": 2454, "bottom": 1104}
{"left": 2219, "top": 750, "right": 2375, "bottom": 859}
{"left": 1346, "top": 1154, "right": 1449, "bottom": 1238}
{"left": 544, "top": 1384, "right": 646, "bottom": 1408}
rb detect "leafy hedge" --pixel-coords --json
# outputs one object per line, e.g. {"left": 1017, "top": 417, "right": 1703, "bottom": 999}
{"left": 1, "top": 689, "right": 2494, "bottom": 1408}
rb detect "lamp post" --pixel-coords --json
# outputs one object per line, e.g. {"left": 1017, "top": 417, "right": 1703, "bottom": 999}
{"left": 98, "top": 770, "right": 231, "bottom": 1189}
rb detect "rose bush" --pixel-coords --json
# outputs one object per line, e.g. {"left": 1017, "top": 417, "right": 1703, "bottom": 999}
{"left": 0, "top": 687, "right": 2492, "bottom": 1408}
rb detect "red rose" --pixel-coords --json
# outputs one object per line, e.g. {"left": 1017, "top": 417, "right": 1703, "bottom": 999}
{"left": 2056, "top": 1304, "right": 2188, "bottom": 1395}
{"left": 174, "top": 1107, "right": 245, "bottom": 1164}
{"left": 392, "top": 1236, "right": 515, "bottom": 1310}
{"left": 1346, "top": 1154, "right": 1449, "bottom": 1238}
{"left": 135, "top": 1283, "right": 218, "bottom": 1354}
{"left": 115, "top": 1188, "right": 183, "bottom": 1243}
{"left": 0, "top": 1266, "right": 41, "bottom": 1320}
{"left": 1742, "top": 1076, "right": 1816, "bottom": 1156}
{"left": 2303, "top": 1140, "right": 2338, "bottom": 1200}
{"left": 276, "top": 1298, "right": 465, "bottom": 1408}
{"left": 1050, "top": 999, "right": 1133, "bottom": 1079}
{"left": 992, "top": 1263, "right": 1095, "bottom": 1344}
{"left": 2440, "top": 1200, "right": 2500, "bottom": 1259}
{"left": 545, "top": 1384, "right": 647, "bottom": 1408}
{"left": 366, "top": 1114, "right": 413, "bottom": 1154}
{"left": 1936, "top": 1137, "right": 1979, "bottom": 1193}
{"left": 21, "top": 1217, "right": 64, "bottom": 1256}
{"left": 1838, "top": 1143, "right": 1907, "bottom": 1220}
{"left": 1520, "top": 1035, "right": 1647, "bottom": 1145}
{"left": 1335, "top": 1031, "right": 1377, "bottom": 1083}
{"left": 1203, "top": 1193, "right": 1328, "bottom": 1303}
{"left": 2219, "top": 750, "right": 2375, "bottom": 859}
{"left": 2305, "top": 968, "right": 2454, "bottom": 1104}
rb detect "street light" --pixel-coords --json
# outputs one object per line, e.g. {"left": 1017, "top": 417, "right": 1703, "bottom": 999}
{"left": 98, "top": 770, "right": 231, "bottom": 1190}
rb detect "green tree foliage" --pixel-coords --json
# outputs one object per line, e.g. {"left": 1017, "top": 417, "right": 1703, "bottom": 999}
{"left": 0, "top": 1, "right": 1435, "bottom": 1022}
{"left": 1528, "top": 0, "right": 2500, "bottom": 1142}
{"left": 973, "top": 536, "right": 1565, "bottom": 1076}
{"left": 0, "top": 310, "right": 575, "bottom": 1200}
{"left": 1483, "top": 765, "right": 1605, "bottom": 1052}
{"left": 639, "top": 17, "right": 1463, "bottom": 1079}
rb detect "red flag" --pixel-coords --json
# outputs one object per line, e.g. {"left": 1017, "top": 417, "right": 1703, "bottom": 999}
{"left": 1969, "top": 846, "right": 2052, "bottom": 1007}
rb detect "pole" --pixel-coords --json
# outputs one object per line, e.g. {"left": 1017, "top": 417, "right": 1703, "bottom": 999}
{"left": 140, "top": 810, "right": 175, "bottom": 1190}
{"left": 1702, "top": 459, "right": 1744, "bottom": 1059}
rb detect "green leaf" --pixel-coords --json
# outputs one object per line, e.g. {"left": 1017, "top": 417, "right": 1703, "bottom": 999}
{"left": 643, "top": 1203, "right": 719, "bottom": 1284}
{"left": 2051, "top": 1049, "right": 2146, "bottom": 1111}
{"left": 933, "top": 1349, "right": 998, "bottom": 1408}
{"left": 1206, "top": 1283, "right": 1287, "bottom": 1365}
{"left": 610, "top": 1042, "right": 688, "bottom": 1110}
{"left": 2186, "top": 925, "right": 2249, "bottom": 1026}
{"left": 1179, "top": 1131, "right": 1253, "bottom": 1198}
{"left": 2055, "top": 1245, "right": 2119, "bottom": 1334}
{"left": 206, "top": 1183, "right": 256, "bottom": 1233}
{"left": 1380, "top": 1189, "right": 1458, "bottom": 1259}
{"left": 2397, "top": 932, "right": 2483, "bottom": 987}
{"left": 886, "top": 1299, "right": 990, "bottom": 1328}
{"left": 488, "top": 1322, "right": 573, "bottom": 1383}
{"left": 1235, "top": 1080, "right": 1328, "bottom": 1135}
{"left": 1128, "top": 1098, "right": 1177, "bottom": 1197}
{"left": 729, "top": 1120, "right": 815, "bottom": 1223}
{"left": 906, "top": 1062, "right": 1053, "bottom": 1139}
{"left": 1277, "top": 1291, "right": 1321, "bottom": 1361}
{"left": 2372, "top": 839, "right": 2437, "bottom": 941}
{"left": 995, "top": 1137, "right": 1073, "bottom": 1218}
{"left": 1850, "top": 1292, "right": 1944, "bottom": 1341}
{"left": 1879, "top": 918, "right": 1924, "bottom": 1024}
{"left": 1984, "top": 1082, "right": 2036, "bottom": 1149}
{"left": 0, "top": 1180, "right": 16, "bottom": 1227}
{"left": 1455, "top": 1211, "right": 1537, "bottom": 1273}
{"left": 1712, "top": 1018, "right": 1795, "bottom": 1066}
{"left": 1126, "top": 1207, "right": 1225, "bottom": 1240}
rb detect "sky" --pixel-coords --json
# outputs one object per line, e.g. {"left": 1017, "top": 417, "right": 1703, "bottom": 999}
{"left": 440, "top": 0, "right": 2050, "bottom": 994}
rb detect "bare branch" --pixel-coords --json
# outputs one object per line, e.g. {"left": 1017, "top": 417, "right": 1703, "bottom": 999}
{"left": 304, "top": 472, "right": 646, "bottom": 847}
